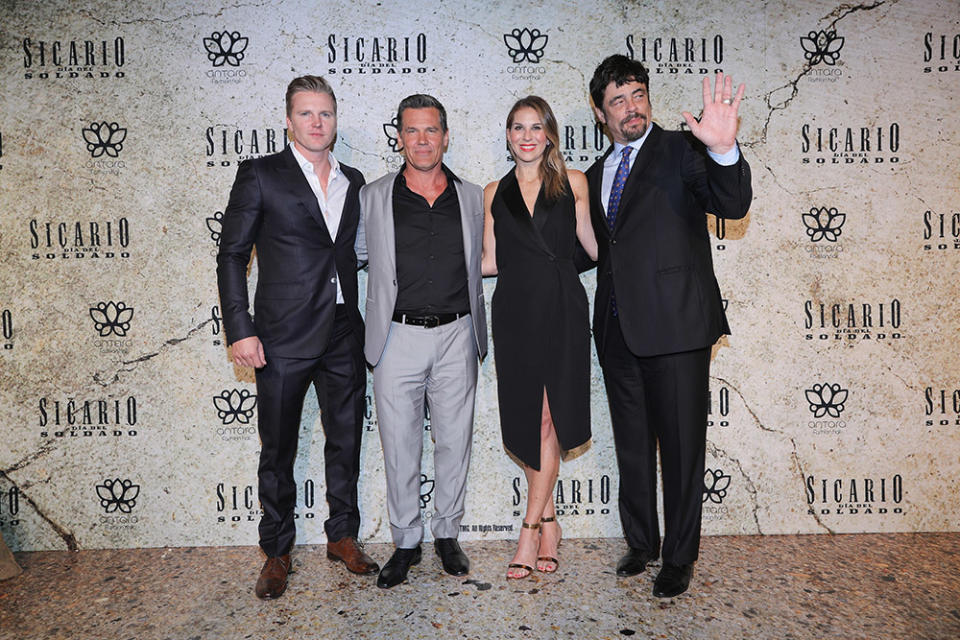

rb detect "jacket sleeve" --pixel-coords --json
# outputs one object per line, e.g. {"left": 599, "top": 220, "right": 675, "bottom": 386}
{"left": 682, "top": 136, "right": 753, "bottom": 220}
{"left": 216, "top": 159, "right": 261, "bottom": 346}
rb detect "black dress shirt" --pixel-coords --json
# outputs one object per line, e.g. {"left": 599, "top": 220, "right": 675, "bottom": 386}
{"left": 392, "top": 164, "right": 470, "bottom": 316}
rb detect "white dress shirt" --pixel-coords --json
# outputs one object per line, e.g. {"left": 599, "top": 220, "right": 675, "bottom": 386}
{"left": 600, "top": 123, "right": 741, "bottom": 216}
{"left": 290, "top": 144, "right": 349, "bottom": 304}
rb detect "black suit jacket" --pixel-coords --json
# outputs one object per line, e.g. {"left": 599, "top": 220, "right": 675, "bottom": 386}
{"left": 585, "top": 124, "right": 752, "bottom": 358}
{"left": 216, "top": 146, "right": 365, "bottom": 358}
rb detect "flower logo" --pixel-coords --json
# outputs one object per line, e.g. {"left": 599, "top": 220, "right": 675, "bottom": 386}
{"left": 382, "top": 116, "right": 401, "bottom": 153}
{"left": 805, "top": 383, "right": 848, "bottom": 418}
{"left": 96, "top": 478, "right": 140, "bottom": 513}
{"left": 82, "top": 122, "right": 127, "bottom": 158}
{"left": 206, "top": 210, "right": 223, "bottom": 246}
{"left": 503, "top": 28, "right": 548, "bottom": 63}
{"left": 204, "top": 31, "right": 248, "bottom": 67}
{"left": 89, "top": 301, "right": 134, "bottom": 337}
{"left": 802, "top": 206, "right": 846, "bottom": 242}
{"left": 800, "top": 30, "right": 844, "bottom": 66}
{"left": 702, "top": 469, "right": 731, "bottom": 504}
{"left": 419, "top": 473, "right": 434, "bottom": 509}
{"left": 213, "top": 389, "right": 257, "bottom": 425}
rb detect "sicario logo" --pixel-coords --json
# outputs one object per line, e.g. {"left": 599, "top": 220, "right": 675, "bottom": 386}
{"left": 923, "top": 210, "right": 960, "bottom": 251}
{"left": 625, "top": 32, "right": 724, "bottom": 75}
{"left": 2, "top": 309, "right": 12, "bottom": 351}
{"left": 30, "top": 217, "right": 131, "bottom": 260}
{"left": 38, "top": 395, "right": 138, "bottom": 439}
{"left": 326, "top": 33, "right": 430, "bottom": 75}
{"left": 923, "top": 32, "right": 960, "bottom": 73}
{"left": 804, "top": 299, "right": 902, "bottom": 341}
{"left": 216, "top": 479, "right": 318, "bottom": 523}
{"left": 0, "top": 486, "right": 20, "bottom": 527}
{"left": 22, "top": 36, "right": 126, "bottom": 79}
{"left": 805, "top": 474, "right": 904, "bottom": 516}
{"left": 800, "top": 123, "right": 900, "bottom": 165}
{"left": 205, "top": 125, "right": 286, "bottom": 168}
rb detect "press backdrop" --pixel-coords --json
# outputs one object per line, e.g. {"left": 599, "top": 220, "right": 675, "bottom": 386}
{"left": 1, "top": 0, "right": 958, "bottom": 551}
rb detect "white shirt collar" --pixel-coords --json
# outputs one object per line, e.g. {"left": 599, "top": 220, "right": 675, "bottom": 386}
{"left": 289, "top": 143, "right": 340, "bottom": 178}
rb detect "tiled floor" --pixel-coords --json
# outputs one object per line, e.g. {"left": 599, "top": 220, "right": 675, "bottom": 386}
{"left": 1, "top": 533, "right": 958, "bottom": 639}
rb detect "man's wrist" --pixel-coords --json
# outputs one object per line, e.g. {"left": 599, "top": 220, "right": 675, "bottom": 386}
{"left": 707, "top": 142, "right": 739, "bottom": 166}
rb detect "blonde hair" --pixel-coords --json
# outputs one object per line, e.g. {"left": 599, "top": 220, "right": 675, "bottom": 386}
{"left": 285, "top": 75, "right": 337, "bottom": 116}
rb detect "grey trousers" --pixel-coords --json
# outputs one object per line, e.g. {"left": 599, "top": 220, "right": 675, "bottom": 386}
{"left": 372, "top": 315, "right": 478, "bottom": 548}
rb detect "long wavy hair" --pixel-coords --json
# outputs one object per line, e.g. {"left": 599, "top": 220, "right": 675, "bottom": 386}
{"left": 506, "top": 96, "right": 568, "bottom": 203}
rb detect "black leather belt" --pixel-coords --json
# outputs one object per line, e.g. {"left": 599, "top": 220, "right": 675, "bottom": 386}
{"left": 392, "top": 311, "right": 468, "bottom": 328}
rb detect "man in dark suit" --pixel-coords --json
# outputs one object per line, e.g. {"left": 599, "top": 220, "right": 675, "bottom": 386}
{"left": 585, "top": 55, "right": 752, "bottom": 597}
{"left": 217, "top": 75, "right": 378, "bottom": 600}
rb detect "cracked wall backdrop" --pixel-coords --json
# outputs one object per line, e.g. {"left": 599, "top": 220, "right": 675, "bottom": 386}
{"left": 0, "top": 0, "right": 957, "bottom": 551}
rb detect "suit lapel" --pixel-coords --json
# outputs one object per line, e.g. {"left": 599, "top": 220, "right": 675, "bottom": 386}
{"left": 613, "top": 124, "right": 662, "bottom": 232}
{"left": 589, "top": 146, "right": 613, "bottom": 238}
{"left": 276, "top": 146, "right": 334, "bottom": 243}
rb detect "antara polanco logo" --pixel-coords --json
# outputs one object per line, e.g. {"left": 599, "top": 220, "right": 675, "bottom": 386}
{"left": 382, "top": 115, "right": 401, "bottom": 152}
{"left": 503, "top": 28, "right": 548, "bottom": 63}
{"left": 803, "top": 206, "right": 846, "bottom": 242}
{"left": 206, "top": 211, "right": 223, "bottom": 246}
{"left": 82, "top": 122, "right": 126, "bottom": 158}
{"left": 419, "top": 473, "right": 435, "bottom": 509}
{"left": 89, "top": 301, "right": 134, "bottom": 337}
{"left": 213, "top": 389, "right": 257, "bottom": 425}
{"left": 702, "top": 469, "right": 730, "bottom": 504}
{"left": 204, "top": 31, "right": 248, "bottom": 67}
{"left": 96, "top": 478, "right": 140, "bottom": 513}
{"left": 800, "top": 29, "right": 844, "bottom": 66}
{"left": 805, "top": 383, "right": 848, "bottom": 418}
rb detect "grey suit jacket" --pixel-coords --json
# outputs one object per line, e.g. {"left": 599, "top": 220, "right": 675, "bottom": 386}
{"left": 356, "top": 170, "right": 488, "bottom": 367}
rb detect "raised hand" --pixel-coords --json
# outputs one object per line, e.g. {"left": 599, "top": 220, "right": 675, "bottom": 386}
{"left": 681, "top": 72, "right": 745, "bottom": 155}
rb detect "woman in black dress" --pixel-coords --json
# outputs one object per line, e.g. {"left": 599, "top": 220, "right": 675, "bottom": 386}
{"left": 481, "top": 96, "right": 598, "bottom": 579}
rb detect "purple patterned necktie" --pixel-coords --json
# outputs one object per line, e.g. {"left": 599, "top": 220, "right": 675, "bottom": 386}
{"left": 606, "top": 146, "right": 632, "bottom": 231}
{"left": 606, "top": 146, "right": 632, "bottom": 317}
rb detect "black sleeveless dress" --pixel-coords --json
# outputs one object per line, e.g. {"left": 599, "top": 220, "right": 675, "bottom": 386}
{"left": 491, "top": 170, "right": 591, "bottom": 470}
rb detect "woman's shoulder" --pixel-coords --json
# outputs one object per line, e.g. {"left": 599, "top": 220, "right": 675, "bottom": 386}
{"left": 566, "top": 168, "right": 587, "bottom": 188}
{"left": 483, "top": 179, "right": 501, "bottom": 197}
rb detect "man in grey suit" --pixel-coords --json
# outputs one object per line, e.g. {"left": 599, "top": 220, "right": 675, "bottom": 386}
{"left": 356, "top": 94, "right": 487, "bottom": 589}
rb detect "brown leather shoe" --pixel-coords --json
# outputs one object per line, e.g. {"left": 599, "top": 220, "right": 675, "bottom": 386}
{"left": 254, "top": 554, "right": 291, "bottom": 599}
{"left": 327, "top": 537, "right": 379, "bottom": 575}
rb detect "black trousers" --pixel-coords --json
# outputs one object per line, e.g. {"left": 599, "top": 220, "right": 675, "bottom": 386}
{"left": 254, "top": 306, "right": 366, "bottom": 557}
{"left": 599, "top": 311, "right": 711, "bottom": 565}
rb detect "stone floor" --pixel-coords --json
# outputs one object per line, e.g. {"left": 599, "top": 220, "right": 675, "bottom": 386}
{"left": 1, "top": 533, "right": 958, "bottom": 640}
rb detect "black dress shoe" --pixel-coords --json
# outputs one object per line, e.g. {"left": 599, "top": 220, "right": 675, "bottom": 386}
{"left": 376, "top": 545, "right": 422, "bottom": 589}
{"left": 653, "top": 563, "right": 693, "bottom": 597}
{"left": 616, "top": 548, "right": 656, "bottom": 577}
{"left": 434, "top": 538, "right": 469, "bottom": 576}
